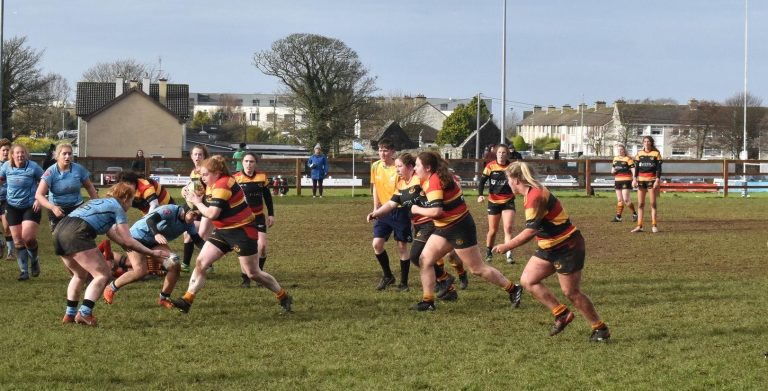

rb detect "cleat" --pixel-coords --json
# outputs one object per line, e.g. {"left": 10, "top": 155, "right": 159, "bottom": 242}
{"left": 630, "top": 226, "right": 643, "bottom": 233}
{"left": 439, "top": 289, "right": 458, "bottom": 301}
{"left": 375, "top": 275, "right": 396, "bottom": 291}
{"left": 158, "top": 298, "right": 174, "bottom": 309}
{"left": 241, "top": 277, "right": 251, "bottom": 288}
{"left": 396, "top": 283, "right": 409, "bottom": 292}
{"left": 549, "top": 309, "right": 574, "bottom": 336}
{"left": 509, "top": 284, "right": 523, "bottom": 308}
{"left": 590, "top": 326, "right": 611, "bottom": 342}
{"left": 485, "top": 253, "right": 493, "bottom": 263}
{"left": 171, "top": 298, "right": 192, "bottom": 313}
{"left": 506, "top": 251, "right": 515, "bottom": 264}
{"left": 61, "top": 314, "right": 75, "bottom": 324}
{"left": 631, "top": 213, "right": 638, "bottom": 222}
{"left": 103, "top": 286, "right": 115, "bottom": 305}
{"left": 651, "top": 226, "right": 659, "bottom": 233}
{"left": 31, "top": 260, "right": 40, "bottom": 277}
{"left": 5, "top": 252, "right": 15, "bottom": 261}
{"left": 458, "top": 273, "right": 469, "bottom": 290}
{"left": 75, "top": 312, "right": 98, "bottom": 327}
{"left": 436, "top": 274, "right": 455, "bottom": 298}
{"left": 17, "top": 272, "right": 29, "bottom": 281}
{"left": 180, "top": 263, "right": 190, "bottom": 273}
{"left": 411, "top": 301, "right": 436, "bottom": 311}
{"left": 611, "top": 216, "right": 622, "bottom": 222}
{"left": 279, "top": 295, "right": 293, "bottom": 313}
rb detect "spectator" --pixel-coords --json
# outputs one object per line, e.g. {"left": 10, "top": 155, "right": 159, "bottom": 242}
{"left": 306, "top": 144, "right": 328, "bottom": 198}
{"left": 233, "top": 143, "right": 246, "bottom": 172}
{"left": 131, "top": 149, "right": 145, "bottom": 173}
{"left": 482, "top": 144, "right": 496, "bottom": 164}
{"left": 509, "top": 145, "right": 523, "bottom": 160}
{"left": 43, "top": 144, "right": 57, "bottom": 170}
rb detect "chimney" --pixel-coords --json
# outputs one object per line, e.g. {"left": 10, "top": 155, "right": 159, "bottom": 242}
{"left": 561, "top": 104, "right": 572, "bottom": 112}
{"left": 115, "top": 76, "right": 124, "bottom": 98}
{"left": 546, "top": 105, "right": 557, "bottom": 113}
{"left": 129, "top": 79, "right": 138, "bottom": 89}
{"left": 594, "top": 101, "right": 606, "bottom": 110}
{"left": 142, "top": 75, "right": 150, "bottom": 95}
{"left": 533, "top": 105, "right": 542, "bottom": 113}
{"left": 415, "top": 94, "right": 427, "bottom": 103}
{"left": 688, "top": 98, "right": 699, "bottom": 111}
{"left": 159, "top": 79, "right": 168, "bottom": 106}
{"left": 578, "top": 103, "right": 588, "bottom": 113}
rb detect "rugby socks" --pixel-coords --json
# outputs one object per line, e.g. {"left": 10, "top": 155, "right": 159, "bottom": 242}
{"left": 79, "top": 300, "right": 95, "bottom": 316}
{"left": 5, "top": 236, "right": 13, "bottom": 255}
{"left": 65, "top": 300, "right": 78, "bottom": 316}
{"left": 241, "top": 273, "right": 249, "bottom": 284}
{"left": 182, "top": 291, "right": 196, "bottom": 304}
{"left": 591, "top": 320, "right": 606, "bottom": 331}
{"left": 375, "top": 251, "right": 393, "bottom": 278}
{"left": 259, "top": 256, "right": 267, "bottom": 270}
{"left": 616, "top": 201, "right": 624, "bottom": 217}
{"left": 399, "top": 259, "right": 410, "bottom": 286}
{"left": 552, "top": 303, "right": 568, "bottom": 317}
{"left": 27, "top": 244, "right": 38, "bottom": 261}
{"left": 182, "top": 242, "right": 194, "bottom": 267}
{"left": 109, "top": 281, "right": 119, "bottom": 292}
{"left": 275, "top": 288, "right": 287, "bottom": 301}
{"left": 627, "top": 202, "right": 637, "bottom": 214}
{"left": 448, "top": 258, "right": 466, "bottom": 277}
{"left": 503, "top": 281, "right": 517, "bottom": 293}
{"left": 422, "top": 293, "right": 435, "bottom": 303}
{"left": 16, "top": 246, "right": 28, "bottom": 273}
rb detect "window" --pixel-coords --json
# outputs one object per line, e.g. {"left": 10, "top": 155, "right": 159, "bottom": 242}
{"left": 266, "top": 113, "right": 276, "bottom": 122}
{"left": 635, "top": 126, "right": 644, "bottom": 136}
{"left": 672, "top": 129, "right": 680, "bottom": 136}
{"left": 235, "top": 99, "right": 243, "bottom": 105}
{"left": 250, "top": 113, "right": 259, "bottom": 121}
{"left": 671, "top": 149, "right": 688, "bottom": 156}
{"left": 284, "top": 114, "right": 295, "bottom": 122}
{"left": 269, "top": 99, "right": 276, "bottom": 106}
{"left": 440, "top": 104, "right": 448, "bottom": 110}
{"left": 252, "top": 99, "right": 260, "bottom": 106}
{"left": 651, "top": 126, "right": 663, "bottom": 135}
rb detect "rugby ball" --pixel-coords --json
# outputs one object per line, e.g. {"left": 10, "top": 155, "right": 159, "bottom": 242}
{"left": 162, "top": 253, "right": 180, "bottom": 270}
{"left": 183, "top": 181, "right": 205, "bottom": 209}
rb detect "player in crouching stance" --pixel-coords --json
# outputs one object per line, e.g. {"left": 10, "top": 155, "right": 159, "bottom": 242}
{"left": 172, "top": 155, "right": 292, "bottom": 314}
{"left": 103, "top": 204, "right": 205, "bottom": 309}
{"left": 493, "top": 162, "right": 610, "bottom": 342}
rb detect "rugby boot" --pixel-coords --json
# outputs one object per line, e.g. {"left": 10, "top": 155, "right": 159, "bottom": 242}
{"left": 589, "top": 326, "right": 611, "bottom": 342}
{"left": 375, "top": 275, "right": 396, "bottom": 291}
{"left": 75, "top": 312, "right": 98, "bottom": 327}
{"left": 411, "top": 301, "right": 436, "bottom": 311}
{"left": 509, "top": 284, "right": 523, "bottom": 308}
{"left": 549, "top": 309, "right": 574, "bottom": 336}
{"left": 436, "top": 274, "right": 455, "bottom": 299}
{"left": 279, "top": 295, "right": 293, "bottom": 313}
{"left": 158, "top": 297, "right": 174, "bottom": 309}
{"left": 171, "top": 298, "right": 192, "bottom": 313}
{"left": 61, "top": 314, "right": 75, "bottom": 324}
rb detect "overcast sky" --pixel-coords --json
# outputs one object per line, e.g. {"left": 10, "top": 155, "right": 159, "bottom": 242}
{"left": 5, "top": 0, "right": 766, "bottom": 116}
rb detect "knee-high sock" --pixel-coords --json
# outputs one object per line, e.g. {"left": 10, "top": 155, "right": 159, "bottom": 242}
{"left": 375, "top": 251, "right": 393, "bottom": 278}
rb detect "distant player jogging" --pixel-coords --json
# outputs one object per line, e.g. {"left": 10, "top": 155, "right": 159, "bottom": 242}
{"left": 493, "top": 161, "right": 610, "bottom": 341}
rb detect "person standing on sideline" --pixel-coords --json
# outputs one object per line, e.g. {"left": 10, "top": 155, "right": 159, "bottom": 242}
{"left": 369, "top": 138, "right": 411, "bottom": 291}
{"left": 477, "top": 144, "right": 517, "bottom": 264}
{"left": 0, "top": 139, "right": 14, "bottom": 260}
{"left": 172, "top": 155, "right": 292, "bottom": 314}
{"left": 306, "top": 144, "right": 328, "bottom": 198}
{"left": 509, "top": 145, "right": 523, "bottom": 160}
{"left": 0, "top": 144, "right": 44, "bottom": 281}
{"left": 43, "top": 144, "right": 57, "bottom": 170}
{"left": 35, "top": 143, "right": 99, "bottom": 233}
{"left": 610, "top": 144, "right": 637, "bottom": 223}
{"left": 131, "top": 149, "right": 145, "bottom": 174}
{"left": 233, "top": 143, "right": 246, "bottom": 172}
{"left": 493, "top": 161, "right": 609, "bottom": 341}
{"left": 55, "top": 183, "right": 169, "bottom": 326}
{"left": 632, "top": 136, "right": 662, "bottom": 233}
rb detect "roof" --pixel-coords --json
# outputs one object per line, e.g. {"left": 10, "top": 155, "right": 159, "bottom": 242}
{"left": 520, "top": 106, "right": 614, "bottom": 127}
{"left": 81, "top": 87, "right": 185, "bottom": 124}
{"left": 616, "top": 103, "right": 692, "bottom": 125}
{"left": 77, "top": 81, "right": 190, "bottom": 120}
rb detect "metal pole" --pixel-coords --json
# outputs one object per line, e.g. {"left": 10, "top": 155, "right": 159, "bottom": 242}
{"left": 0, "top": 0, "right": 4, "bottom": 139}
{"left": 742, "top": 0, "right": 749, "bottom": 197}
{"left": 475, "top": 92, "right": 481, "bottom": 180}
{"left": 500, "top": 0, "right": 506, "bottom": 145}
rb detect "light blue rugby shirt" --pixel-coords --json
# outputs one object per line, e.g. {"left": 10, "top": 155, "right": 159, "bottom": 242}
{"left": 42, "top": 162, "right": 91, "bottom": 207}
{"left": 0, "top": 160, "right": 44, "bottom": 208}
{"left": 68, "top": 198, "right": 128, "bottom": 234}
{"left": 130, "top": 204, "right": 197, "bottom": 245}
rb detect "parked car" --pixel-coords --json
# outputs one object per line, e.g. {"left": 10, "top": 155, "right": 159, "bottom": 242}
{"left": 152, "top": 167, "right": 175, "bottom": 174}
{"left": 103, "top": 167, "right": 123, "bottom": 184}
{"left": 541, "top": 175, "right": 578, "bottom": 186}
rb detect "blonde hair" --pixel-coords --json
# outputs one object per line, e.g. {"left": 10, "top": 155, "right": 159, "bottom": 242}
{"left": 55, "top": 143, "right": 73, "bottom": 160}
{"left": 201, "top": 155, "right": 230, "bottom": 177}
{"left": 10, "top": 144, "right": 28, "bottom": 168}
{"left": 505, "top": 161, "right": 543, "bottom": 190}
{"left": 105, "top": 182, "right": 135, "bottom": 205}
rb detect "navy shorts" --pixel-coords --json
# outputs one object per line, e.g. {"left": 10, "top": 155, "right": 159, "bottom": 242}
{"left": 614, "top": 180, "right": 632, "bottom": 190}
{"left": 534, "top": 231, "right": 585, "bottom": 274}
{"left": 487, "top": 199, "right": 515, "bottom": 215}
{"left": 208, "top": 225, "right": 259, "bottom": 257}
{"left": 373, "top": 207, "right": 412, "bottom": 243}
{"left": 433, "top": 213, "right": 478, "bottom": 249}
{"left": 6, "top": 204, "right": 41, "bottom": 226}
{"left": 636, "top": 179, "right": 656, "bottom": 189}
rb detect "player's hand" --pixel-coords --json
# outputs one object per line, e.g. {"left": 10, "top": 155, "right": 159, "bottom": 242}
{"left": 153, "top": 249, "right": 170, "bottom": 259}
{"left": 492, "top": 244, "right": 509, "bottom": 254}
{"left": 477, "top": 195, "right": 485, "bottom": 203}
{"left": 154, "top": 233, "right": 168, "bottom": 245}
{"left": 366, "top": 212, "right": 377, "bottom": 222}
{"left": 267, "top": 216, "right": 275, "bottom": 228}
{"left": 52, "top": 206, "right": 65, "bottom": 218}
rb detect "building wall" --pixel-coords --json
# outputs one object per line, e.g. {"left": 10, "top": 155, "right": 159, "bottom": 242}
{"left": 193, "top": 103, "right": 305, "bottom": 129}
{"left": 81, "top": 93, "right": 183, "bottom": 158}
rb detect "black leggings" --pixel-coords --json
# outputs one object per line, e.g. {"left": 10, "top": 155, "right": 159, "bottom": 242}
{"left": 312, "top": 179, "right": 324, "bottom": 196}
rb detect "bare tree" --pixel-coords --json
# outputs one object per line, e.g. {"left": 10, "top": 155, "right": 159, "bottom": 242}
{"left": 721, "top": 92, "right": 765, "bottom": 158}
{"left": 361, "top": 93, "right": 429, "bottom": 137}
{"left": 676, "top": 101, "right": 728, "bottom": 159}
{"left": 583, "top": 125, "right": 614, "bottom": 156}
{"left": 253, "top": 33, "right": 377, "bottom": 152}
{"left": 1, "top": 36, "right": 56, "bottom": 138}
{"left": 81, "top": 58, "right": 168, "bottom": 82}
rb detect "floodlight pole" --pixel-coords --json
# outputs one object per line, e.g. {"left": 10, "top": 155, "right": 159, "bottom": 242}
{"left": 500, "top": 0, "right": 507, "bottom": 145}
{"left": 742, "top": 0, "right": 749, "bottom": 197}
{"left": 0, "top": 0, "right": 4, "bottom": 139}
{"left": 475, "top": 92, "right": 481, "bottom": 181}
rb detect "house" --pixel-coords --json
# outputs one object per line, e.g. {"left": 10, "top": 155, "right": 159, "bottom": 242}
{"left": 517, "top": 102, "right": 614, "bottom": 157}
{"left": 76, "top": 77, "right": 189, "bottom": 158}
{"left": 442, "top": 118, "right": 506, "bottom": 159}
{"left": 190, "top": 92, "right": 303, "bottom": 131}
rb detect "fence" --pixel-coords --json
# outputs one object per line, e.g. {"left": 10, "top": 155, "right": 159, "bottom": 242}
{"left": 74, "top": 156, "right": 768, "bottom": 197}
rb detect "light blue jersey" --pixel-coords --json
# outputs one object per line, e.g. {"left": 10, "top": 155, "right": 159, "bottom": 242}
{"left": 0, "top": 159, "right": 7, "bottom": 202}
{"left": 0, "top": 160, "right": 44, "bottom": 208}
{"left": 42, "top": 163, "right": 91, "bottom": 207}
{"left": 69, "top": 198, "right": 128, "bottom": 234}
{"left": 129, "top": 204, "right": 197, "bottom": 245}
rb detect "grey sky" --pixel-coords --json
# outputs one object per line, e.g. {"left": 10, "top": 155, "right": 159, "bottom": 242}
{"left": 5, "top": 0, "right": 766, "bottom": 116}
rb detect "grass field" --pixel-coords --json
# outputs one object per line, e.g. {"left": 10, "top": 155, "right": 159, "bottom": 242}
{"left": 0, "top": 189, "right": 766, "bottom": 390}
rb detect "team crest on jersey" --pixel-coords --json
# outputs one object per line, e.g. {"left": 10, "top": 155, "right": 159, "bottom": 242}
{"left": 233, "top": 244, "right": 241, "bottom": 254}
{"left": 554, "top": 261, "right": 562, "bottom": 270}
{"left": 415, "top": 231, "right": 422, "bottom": 238}
{"left": 455, "top": 239, "right": 463, "bottom": 246}
{"left": 408, "top": 187, "right": 416, "bottom": 194}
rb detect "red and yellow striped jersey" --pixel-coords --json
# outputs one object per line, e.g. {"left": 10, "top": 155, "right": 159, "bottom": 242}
{"left": 204, "top": 175, "right": 254, "bottom": 229}
{"left": 480, "top": 160, "right": 514, "bottom": 204}
{"left": 422, "top": 173, "right": 468, "bottom": 228}
{"left": 371, "top": 160, "right": 399, "bottom": 205}
{"left": 233, "top": 170, "right": 270, "bottom": 216}
{"left": 524, "top": 186, "right": 577, "bottom": 250}
{"left": 612, "top": 155, "right": 635, "bottom": 181}
{"left": 390, "top": 175, "right": 430, "bottom": 225}
{"left": 634, "top": 150, "right": 662, "bottom": 181}
{"left": 133, "top": 178, "right": 173, "bottom": 215}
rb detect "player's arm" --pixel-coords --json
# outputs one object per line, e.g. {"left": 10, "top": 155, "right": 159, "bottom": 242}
{"left": 144, "top": 212, "right": 167, "bottom": 244}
